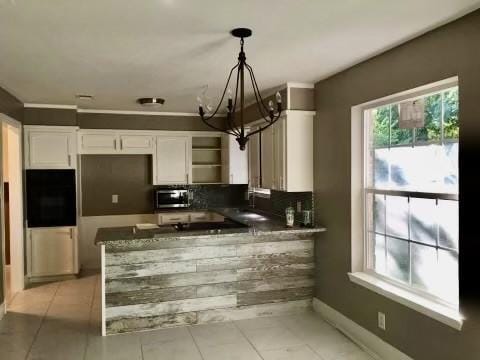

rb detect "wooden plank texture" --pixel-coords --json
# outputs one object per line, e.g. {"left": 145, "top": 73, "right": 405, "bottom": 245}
{"left": 106, "top": 295, "right": 237, "bottom": 320}
{"left": 103, "top": 232, "right": 316, "bottom": 334}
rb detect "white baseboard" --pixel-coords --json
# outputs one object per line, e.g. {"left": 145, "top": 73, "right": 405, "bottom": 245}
{"left": 313, "top": 298, "right": 412, "bottom": 360}
{"left": 0, "top": 302, "right": 5, "bottom": 320}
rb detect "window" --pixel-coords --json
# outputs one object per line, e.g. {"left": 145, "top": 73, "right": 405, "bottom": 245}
{"left": 363, "top": 86, "right": 459, "bottom": 307}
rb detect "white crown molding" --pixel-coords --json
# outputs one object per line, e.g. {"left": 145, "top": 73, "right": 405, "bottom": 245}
{"left": 24, "top": 103, "right": 78, "bottom": 110}
{"left": 77, "top": 109, "right": 226, "bottom": 117}
{"left": 313, "top": 298, "right": 413, "bottom": 360}
{"left": 286, "top": 82, "right": 315, "bottom": 89}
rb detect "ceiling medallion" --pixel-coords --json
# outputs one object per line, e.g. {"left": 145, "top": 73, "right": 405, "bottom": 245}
{"left": 197, "top": 28, "right": 283, "bottom": 151}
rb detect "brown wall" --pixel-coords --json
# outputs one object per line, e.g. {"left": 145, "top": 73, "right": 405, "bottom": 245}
{"left": 81, "top": 155, "right": 154, "bottom": 216}
{"left": 24, "top": 107, "right": 77, "bottom": 126}
{"left": 77, "top": 112, "right": 224, "bottom": 131}
{"left": 290, "top": 88, "right": 315, "bottom": 111}
{"left": 314, "top": 10, "right": 480, "bottom": 360}
{"left": 0, "top": 86, "right": 23, "bottom": 122}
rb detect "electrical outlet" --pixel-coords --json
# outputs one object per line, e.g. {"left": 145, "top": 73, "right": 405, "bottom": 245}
{"left": 378, "top": 312, "right": 386, "bottom": 330}
{"left": 297, "top": 201, "right": 302, "bottom": 213}
{"left": 112, "top": 194, "right": 119, "bottom": 204}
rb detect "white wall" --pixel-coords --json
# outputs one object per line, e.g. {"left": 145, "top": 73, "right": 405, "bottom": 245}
{"left": 79, "top": 214, "right": 156, "bottom": 269}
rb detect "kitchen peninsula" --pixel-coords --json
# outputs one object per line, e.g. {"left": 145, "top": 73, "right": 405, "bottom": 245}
{"left": 96, "top": 208, "right": 325, "bottom": 335}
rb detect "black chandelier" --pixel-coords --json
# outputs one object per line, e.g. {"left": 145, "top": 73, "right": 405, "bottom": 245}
{"left": 198, "top": 28, "right": 283, "bottom": 151}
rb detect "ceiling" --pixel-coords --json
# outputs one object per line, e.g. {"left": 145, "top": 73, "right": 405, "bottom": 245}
{"left": 0, "top": 0, "right": 479, "bottom": 113}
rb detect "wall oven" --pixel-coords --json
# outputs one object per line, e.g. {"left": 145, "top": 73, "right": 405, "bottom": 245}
{"left": 26, "top": 170, "right": 77, "bottom": 228}
{"left": 155, "top": 189, "right": 190, "bottom": 209}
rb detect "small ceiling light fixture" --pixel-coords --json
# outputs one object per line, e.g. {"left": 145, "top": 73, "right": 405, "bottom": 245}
{"left": 137, "top": 97, "right": 165, "bottom": 106}
{"left": 197, "top": 28, "right": 283, "bottom": 151}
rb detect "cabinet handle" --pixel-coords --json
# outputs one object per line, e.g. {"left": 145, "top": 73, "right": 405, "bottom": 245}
{"left": 169, "top": 217, "right": 182, "bottom": 221}
{"left": 120, "top": 139, "right": 123, "bottom": 150}
{"left": 114, "top": 139, "right": 117, "bottom": 150}
{"left": 70, "top": 228, "right": 74, "bottom": 239}
{"left": 186, "top": 173, "right": 189, "bottom": 183}
{"left": 68, "top": 154, "right": 71, "bottom": 167}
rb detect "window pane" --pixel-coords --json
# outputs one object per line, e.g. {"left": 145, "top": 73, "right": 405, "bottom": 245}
{"left": 415, "top": 93, "right": 441, "bottom": 142}
{"left": 391, "top": 104, "right": 413, "bottom": 146}
{"left": 440, "top": 143, "right": 459, "bottom": 193}
{"left": 374, "top": 194, "right": 385, "bottom": 234}
{"left": 386, "top": 195, "right": 409, "bottom": 239}
{"left": 373, "top": 106, "right": 390, "bottom": 147}
{"left": 410, "top": 198, "right": 437, "bottom": 246}
{"left": 437, "top": 249, "right": 459, "bottom": 304}
{"left": 374, "top": 233, "right": 386, "bottom": 275}
{"left": 438, "top": 200, "right": 459, "bottom": 250}
{"left": 386, "top": 237, "right": 410, "bottom": 283}
{"left": 411, "top": 243, "right": 437, "bottom": 292}
{"left": 374, "top": 148, "right": 390, "bottom": 187}
{"left": 443, "top": 88, "right": 459, "bottom": 141}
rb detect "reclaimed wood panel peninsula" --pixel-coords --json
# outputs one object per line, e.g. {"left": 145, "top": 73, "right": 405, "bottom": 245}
{"left": 97, "top": 221, "right": 325, "bottom": 335}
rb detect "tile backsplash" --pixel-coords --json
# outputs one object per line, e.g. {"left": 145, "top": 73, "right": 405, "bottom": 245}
{"left": 251, "top": 190, "right": 314, "bottom": 225}
{"left": 155, "top": 184, "right": 249, "bottom": 209}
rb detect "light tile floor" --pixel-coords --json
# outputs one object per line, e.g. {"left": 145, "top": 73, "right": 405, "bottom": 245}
{"left": 0, "top": 272, "right": 376, "bottom": 360}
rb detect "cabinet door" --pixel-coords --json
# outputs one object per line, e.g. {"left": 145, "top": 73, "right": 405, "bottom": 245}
{"left": 273, "top": 117, "right": 286, "bottom": 191}
{"left": 260, "top": 125, "right": 275, "bottom": 189}
{"left": 79, "top": 132, "right": 118, "bottom": 154}
{"left": 156, "top": 136, "right": 190, "bottom": 184}
{"left": 27, "top": 130, "right": 76, "bottom": 169}
{"left": 29, "top": 227, "right": 77, "bottom": 277}
{"left": 223, "top": 135, "right": 248, "bottom": 184}
{"left": 119, "top": 135, "right": 154, "bottom": 154}
{"left": 248, "top": 130, "right": 260, "bottom": 187}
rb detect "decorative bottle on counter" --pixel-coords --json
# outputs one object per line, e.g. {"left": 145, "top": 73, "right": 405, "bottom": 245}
{"left": 285, "top": 206, "right": 295, "bottom": 227}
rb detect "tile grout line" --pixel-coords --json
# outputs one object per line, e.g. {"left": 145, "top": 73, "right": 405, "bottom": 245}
{"left": 187, "top": 324, "right": 206, "bottom": 360}
{"left": 24, "top": 282, "right": 61, "bottom": 360}
{"left": 83, "top": 274, "right": 100, "bottom": 360}
{"left": 231, "top": 321, "right": 266, "bottom": 360}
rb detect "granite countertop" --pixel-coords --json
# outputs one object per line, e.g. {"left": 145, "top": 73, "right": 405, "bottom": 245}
{"left": 95, "top": 208, "right": 326, "bottom": 245}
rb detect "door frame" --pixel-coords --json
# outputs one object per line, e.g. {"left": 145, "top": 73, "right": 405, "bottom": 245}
{"left": 0, "top": 113, "right": 24, "bottom": 311}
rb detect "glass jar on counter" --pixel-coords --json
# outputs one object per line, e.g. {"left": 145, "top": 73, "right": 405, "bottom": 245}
{"left": 285, "top": 206, "right": 295, "bottom": 227}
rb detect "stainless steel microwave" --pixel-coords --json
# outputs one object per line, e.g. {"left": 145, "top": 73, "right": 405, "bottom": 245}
{"left": 155, "top": 189, "right": 190, "bottom": 209}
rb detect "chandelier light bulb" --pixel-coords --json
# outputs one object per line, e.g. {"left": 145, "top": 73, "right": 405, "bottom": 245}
{"left": 268, "top": 100, "right": 274, "bottom": 111}
{"left": 276, "top": 91, "right": 282, "bottom": 103}
{"left": 227, "top": 88, "right": 233, "bottom": 100}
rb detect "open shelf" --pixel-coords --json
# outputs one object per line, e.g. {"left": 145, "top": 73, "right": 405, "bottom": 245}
{"left": 191, "top": 135, "right": 223, "bottom": 184}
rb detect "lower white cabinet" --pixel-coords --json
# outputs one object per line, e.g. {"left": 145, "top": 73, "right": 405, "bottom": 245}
{"left": 28, "top": 227, "right": 78, "bottom": 278}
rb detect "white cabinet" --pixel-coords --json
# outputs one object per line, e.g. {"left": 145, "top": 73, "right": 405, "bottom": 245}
{"left": 222, "top": 135, "right": 248, "bottom": 184}
{"left": 28, "top": 227, "right": 78, "bottom": 278}
{"left": 248, "top": 130, "right": 261, "bottom": 188}
{"left": 78, "top": 130, "right": 154, "bottom": 154}
{"left": 260, "top": 125, "right": 275, "bottom": 189}
{"left": 79, "top": 131, "right": 117, "bottom": 154}
{"left": 155, "top": 136, "right": 191, "bottom": 185}
{"left": 25, "top": 126, "right": 77, "bottom": 169}
{"left": 252, "top": 111, "right": 314, "bottom": 192}
{"left": 119, "top": 135, "right": 154, "bottom": 153}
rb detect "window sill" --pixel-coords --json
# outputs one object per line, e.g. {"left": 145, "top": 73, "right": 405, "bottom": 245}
{"left": 348, "top": 272, "right": 463, "bottom": 330}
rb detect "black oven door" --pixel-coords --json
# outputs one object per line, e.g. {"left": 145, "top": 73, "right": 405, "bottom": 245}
{"left": 26, "top": 170, "right": 77, "bottom": 228}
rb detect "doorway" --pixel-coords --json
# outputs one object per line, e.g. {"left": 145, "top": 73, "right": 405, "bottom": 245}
{"left": 0, "top": 114, "right": 24, "bottom": 313}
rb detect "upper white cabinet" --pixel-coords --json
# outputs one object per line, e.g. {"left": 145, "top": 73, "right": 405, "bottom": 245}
{"left": 248, "top": 131, "right": 261, "bottom": 188}
{"left": 222, "top": 134, "right": 248, "bottom": 184}
{"left": 24, "top": 126, "right": 78, "bottom": 169}
{"left": 252, "top": 111, "right": 314, "bottom": 192}
{"left": 78, "top": 130, "right": 154, "bottom": 154}
{"left": 155, "top": 136, "right": 191, "bottom": 185}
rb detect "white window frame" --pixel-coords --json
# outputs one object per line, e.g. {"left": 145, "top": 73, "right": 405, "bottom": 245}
{"left": 349, "top": 77, "right": 463, "bottom": 330}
